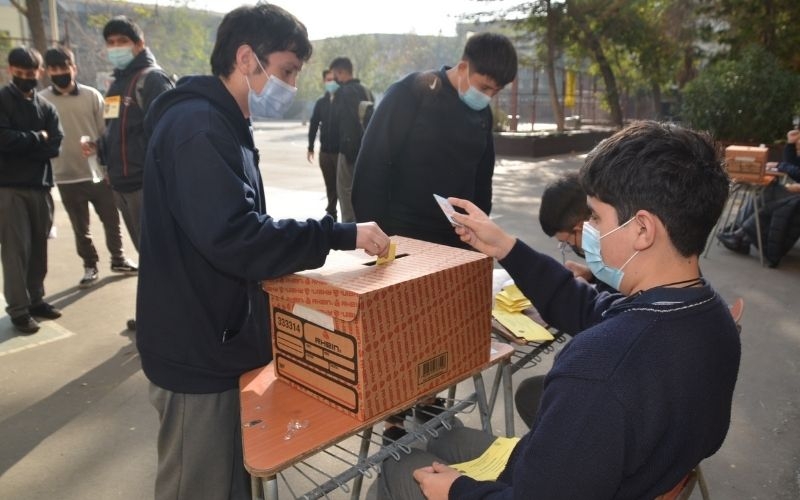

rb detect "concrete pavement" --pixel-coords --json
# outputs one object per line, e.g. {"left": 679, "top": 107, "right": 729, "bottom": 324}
{"left": 1, "top": 121, "right": 798, "bottom": 499}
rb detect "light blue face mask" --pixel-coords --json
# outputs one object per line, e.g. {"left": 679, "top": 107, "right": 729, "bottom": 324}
{"left": 458, "top": 66, "right": 492, "bottom": 111}
{"left": 581, "top": 218, "right": 640, "bottom": 290}
{"left": 324, "top": 80, "right": 339, "bottom": 94}
{"left": 107, "top": 47, "right": 135, "bottom": 70}
{"left": 247, "top": 57, "right": 297, "bottom": 119}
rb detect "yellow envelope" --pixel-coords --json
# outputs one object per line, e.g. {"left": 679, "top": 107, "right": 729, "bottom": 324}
{"left": 376, "top": 242, "right": 397, "bottom": 265}
{"left": 450, "top": 436, "right": 521, "bottom": 481}
{"left": 492, "top": 308, "right": 554, "bottom": 342}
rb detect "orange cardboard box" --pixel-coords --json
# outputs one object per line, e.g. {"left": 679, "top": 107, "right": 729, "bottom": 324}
{"left": 262, "top": 236, "right": 493, "bottom": 421}
{"left": 725, "top": 145, "right": 768, "bottom": 181}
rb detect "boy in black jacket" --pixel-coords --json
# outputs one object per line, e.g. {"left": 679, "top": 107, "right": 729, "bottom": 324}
{"left": 0, "top": 47, "right": 63, "bottom": 334}
{"left": 379, "top": 122, "right": 740, "bottom": 500}
{"left": 137, "top": 5, "right": 389, "bottom": 499}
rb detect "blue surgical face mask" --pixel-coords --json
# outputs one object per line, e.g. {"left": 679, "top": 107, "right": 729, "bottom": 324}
{"left": 107, "top": 46, "right": 135, "bottom": 70}
{"left": 324, "top": 80, "right": 339, "bottom": 94}
{"left": 458, "top": 66, "right": 492, "bottom": 111}
{"left": 246, "top": 57, "right": 297, "bottom": 119}
{"left": 581, "top": 218, "right": 640, "bottom": 290}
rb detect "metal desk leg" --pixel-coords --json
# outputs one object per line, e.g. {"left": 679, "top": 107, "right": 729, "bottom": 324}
{"left": 349, "top": 427, "right": 373, "bottom": 500}
{"left": 263, "top": 477, "right": 278, "bottom": 500}
{"left": 750, "top": 187, "right": 765, "bottom": 266}
{"left": 472, "top": 372, "right": 492, "bottom": 433}
{"left": 503, "top": 362, "right": 515, "bottom": 437}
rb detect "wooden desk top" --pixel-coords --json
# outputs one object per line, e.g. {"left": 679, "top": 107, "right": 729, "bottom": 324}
{"left": 239, "top": 341, "right": 514, "bottom": 477}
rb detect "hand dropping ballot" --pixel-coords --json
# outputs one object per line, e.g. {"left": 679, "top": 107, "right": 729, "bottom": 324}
{"left": 433, "top": 194, "right": 463, "bottom": 227}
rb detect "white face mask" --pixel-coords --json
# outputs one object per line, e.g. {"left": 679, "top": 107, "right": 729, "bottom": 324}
{"left": 246, "top": 56, "right": 297, "bottom": 119}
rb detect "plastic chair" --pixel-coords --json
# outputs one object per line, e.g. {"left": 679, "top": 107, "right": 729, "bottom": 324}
{"left": 656, "top": 297, "right": 744, "bottom": 500}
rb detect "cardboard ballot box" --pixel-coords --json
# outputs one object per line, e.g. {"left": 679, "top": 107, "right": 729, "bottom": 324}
{"left": 725, "top": 145, "right": 768, "bottom": 181}
{"left": 262, "top": 236, "right": 493, "bottom": 421}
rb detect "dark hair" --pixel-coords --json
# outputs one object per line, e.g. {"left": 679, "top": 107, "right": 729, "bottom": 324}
{"left": 580, "top": 121, "right": 729, "bottom": 257}
{"left": 44, "top": 47, "right": 75, "bottom": 68}
{"left": 8, "top": 46, "right": 42, "bottom": 69}
{"left": 210, "top": 2, "right": 312, "bottom": 78}
{"left": 322, "top": 68, "right": 332, "bottom": 79}
{"left": 539, "top": 172, "right": 591, "bottom": 237}
{"left": 462, "top": 32, "right": 517, "bottom": 86}
{"left": 329, "top": 57, "right": 353, "bottom": 75}
{"left": 103, "top": 16, "right": 144, "bottom": 43}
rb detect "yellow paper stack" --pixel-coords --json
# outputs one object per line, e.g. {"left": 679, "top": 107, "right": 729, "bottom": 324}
{"left": 492, "top": 284, "right": 554, "bottom": 342}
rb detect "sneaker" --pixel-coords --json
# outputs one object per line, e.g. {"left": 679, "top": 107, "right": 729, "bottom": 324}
{"left": 79, "top": 267, "right": 99, "bottom": 288}
{"left": 127, "top": 318, "right": 137, "bottom": 331}
{"left": 111, "top": 259, "right": 138, "bottom": 274}
{"left": 29, "top": 302, "right": 62, "bottom": 320}
{"left": 11, "top": 314, "right": 40, "bottom": 334}
{"left": 717, "top": 231, "right": 750, "bottom": 255}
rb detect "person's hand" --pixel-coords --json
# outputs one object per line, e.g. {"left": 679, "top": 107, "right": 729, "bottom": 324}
{"left": 80, "top": 139, "right": 97, "bottom": 157}
{"left": 307, "top": 150, "right": 314, "bottom": 163}
{"left": 449, "top": 198, "right": 516, "bottom": 260}
{"left": 412, "top": 462, "right": 461, "bottom": 500}
{"left": 565, "top": 260, "right": 594, "bottom": 282}
{"left": 785, "top": 183, "right": 800, "bottom": 193}
{"left": 355, "top": 222, "right": 390, "bottom": 257}
{"left": 787, "top": 130, "right": 800, "bottom": 144}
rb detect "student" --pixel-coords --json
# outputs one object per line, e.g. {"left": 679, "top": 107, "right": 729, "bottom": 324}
{"left": 352, "top": 32, "right": 517, "bottom": 248}
{"left": 0, "top": 47, "right": 63, "bottom": 334}
{"left": 307, "top": 69, "right": 340, "bottom": 220}
{"left": 41, "top": 47, "right": 134, "bottom": 288}
{"left": 328, "top": 56, "right": 373, "bottom": 223}
{"left": 378, "top": 121, "right": 741, "bottom": 500}
{"left": 135, "top": 4, "right": 390, "bottom": 499}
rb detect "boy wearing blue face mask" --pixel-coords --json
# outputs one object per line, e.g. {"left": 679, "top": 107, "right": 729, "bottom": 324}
{"left": 376, "top": 121, "right": 741, "bottom": 500}
{"left": 352, "top": 32, "right": 517, "bottom": 249}
{"left": 136, "top": 4, "right": 390, "bottom": 499}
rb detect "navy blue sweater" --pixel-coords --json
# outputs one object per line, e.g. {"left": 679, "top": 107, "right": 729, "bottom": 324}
{"left": 449, "top": 241, "right": 741, "bottom": 499}
{"left": 352, "top": 68, "right": 494, "bottom": 248}
{"left": 136, "top": 76, "right": 357, "bottom": 393}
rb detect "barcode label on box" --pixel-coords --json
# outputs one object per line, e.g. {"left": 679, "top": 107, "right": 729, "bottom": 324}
{"left": 418, "top": 353, "right": 449, "bottom": 384}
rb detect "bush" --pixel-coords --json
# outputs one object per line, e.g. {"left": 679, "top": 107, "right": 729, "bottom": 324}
{"left": 680, "top": 45, "right": 800, "bottom": 144}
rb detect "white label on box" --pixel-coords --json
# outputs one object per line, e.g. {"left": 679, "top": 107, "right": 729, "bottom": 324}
{"left": 292, "top": 303, "right": 335, "bottom": 331}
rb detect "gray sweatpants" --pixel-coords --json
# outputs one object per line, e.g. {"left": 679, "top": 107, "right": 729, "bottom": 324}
{"left": 148, "top": 383, "right": 251, "bottom": 500}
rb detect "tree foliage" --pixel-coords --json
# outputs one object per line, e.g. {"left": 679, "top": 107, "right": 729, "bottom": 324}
{"left": 681, "top": 45, "right": 800, "bottom": 144}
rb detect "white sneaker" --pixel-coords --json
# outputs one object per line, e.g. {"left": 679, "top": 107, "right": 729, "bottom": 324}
{"left": 79, "top": 267, "right": 99, "bottom": 288}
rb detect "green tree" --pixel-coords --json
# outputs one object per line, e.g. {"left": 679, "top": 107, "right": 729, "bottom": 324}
{"left": 681, "top": 45, "right": 800, "bottom": 144}
{"left": 9, "top": 0, "right": 49, "bottom": 54}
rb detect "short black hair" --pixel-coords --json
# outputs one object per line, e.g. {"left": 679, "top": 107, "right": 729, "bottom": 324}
{"left": 329, "top": 57, "right": 353, "bottom": 75}
{"left": 8, "top": 46, "right": 42, "bottom": 69}
{"left": 210, "top": 2, "right": 312, "bottom": 78}
{"left": 44, "top": 47, "right": 75, "bottom": 68}
{"left": 322, "top": 68, "right": 332, "bottom": 79}
{"left": 462, "top": 32, "right": 517, "bottom": 87}
{"left": 580, "top": 121, "right": 729, "bottom": 257}
{"left": 539, "top": 172, "right": 591, "bottom": 237}
{"left": 103, "top": 16, "right": 144, "bottom": 43}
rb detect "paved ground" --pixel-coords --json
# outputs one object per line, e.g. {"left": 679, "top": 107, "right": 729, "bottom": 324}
{"left": 1, "top": 121, "right": 798, "bottom": 499}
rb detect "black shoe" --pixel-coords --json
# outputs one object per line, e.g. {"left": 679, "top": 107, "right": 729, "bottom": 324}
{"left": 413, "top": 397, "right": 447, "bottom": 423}
{"left": 382, "top": 425, "right": 407, "bottom": 446}
{"left": 111, "top": 259, "right": 138, "bottom": 274}
{"left": 127, "top": 318, "right": 137, "bottom": 330}
{"left": 29, "top": 302, "right": 62, "bottom": 319}
{"left": 717, "top": 232, "right": 750, "bottom": 255}
{"left": 11, "top": 314, "right": 40, "bottom": 334}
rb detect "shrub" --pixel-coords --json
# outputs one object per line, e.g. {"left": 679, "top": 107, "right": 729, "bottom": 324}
{"left": 680, "top": 45, "right": 800, "bottom": 144}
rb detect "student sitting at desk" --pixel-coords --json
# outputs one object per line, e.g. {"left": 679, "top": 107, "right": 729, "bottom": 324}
{"left": 376, "top": 121, "right": 741, "bottom": 500}
{"left": 717, "top": 128, "right": 800, "bottom": 266}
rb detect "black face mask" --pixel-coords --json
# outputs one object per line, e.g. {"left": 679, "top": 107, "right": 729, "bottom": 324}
{"left": 12, "top": 76, "right": 38, "bottom": 94}
{"left": 50, "top": 74, "right": 72, "bottom": 90}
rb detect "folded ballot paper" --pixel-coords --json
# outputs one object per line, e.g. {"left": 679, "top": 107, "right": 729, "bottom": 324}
{"left": 492, "top": 284, "right": 554, "bottom": 343}
{"left": 450, "top": 436, "right": 521, "bottom": 481}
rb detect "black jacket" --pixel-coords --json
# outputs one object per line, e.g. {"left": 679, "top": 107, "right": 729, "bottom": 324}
{"left": 137, "top": 75, "right": 357, "bottom": 393}
{"left": 308, "top": 92, "right": 338, "bottom": 154}
{"left": 330, "top": 78, "right": 372, "bottom": 162}
{"left": 100, "top": 48, "right": 173, "bottom": 193}
{"left": 0, "top": 83, "right": 62, "bottom": 188}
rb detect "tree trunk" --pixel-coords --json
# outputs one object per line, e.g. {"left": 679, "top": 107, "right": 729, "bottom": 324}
{"left": 544, "top": 0, "right": 565, "bottom": 132}
{"left": 10, "top": 0, "right": 49, "bottom": 54}
{"left": 650, "top": 80, "right": 662, "bottom": 120}
{"left": 576, "top": 17, "right": 623, "bottom": 128}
